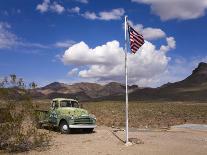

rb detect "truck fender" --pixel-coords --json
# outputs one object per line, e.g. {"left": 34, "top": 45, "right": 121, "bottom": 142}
{"left": 59, "top": 119, "right": 69, "bottom": 127}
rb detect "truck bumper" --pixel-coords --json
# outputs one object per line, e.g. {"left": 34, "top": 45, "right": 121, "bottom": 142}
{"left": 69, "top": 124, "right": 96, "bottom": 129}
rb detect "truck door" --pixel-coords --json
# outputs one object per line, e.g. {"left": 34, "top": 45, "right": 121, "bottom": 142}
{"left": 49, "top": 100, "right": 58, "bottom": 125}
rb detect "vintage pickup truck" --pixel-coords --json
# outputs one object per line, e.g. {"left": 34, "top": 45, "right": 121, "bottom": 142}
{"left": 36, "top": 98, "right": 96, "bottom": 134}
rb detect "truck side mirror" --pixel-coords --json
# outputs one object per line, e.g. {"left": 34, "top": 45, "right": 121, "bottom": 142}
{"left": 51, "top": 102, "right": 55, "bottom": 109}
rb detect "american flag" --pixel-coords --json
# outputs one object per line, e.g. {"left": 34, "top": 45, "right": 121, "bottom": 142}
{"left": 128, "top": 23, "right": 144, "bottom": 54}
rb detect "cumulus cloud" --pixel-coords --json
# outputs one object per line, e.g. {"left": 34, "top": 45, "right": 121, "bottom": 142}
{"left": 36, "top": 0, "right": 50, "bottom": 13}
{"left": 50, "top": 2, "right": 65, "bottom": 14}
{"left": 82, "top": 8, "right": 125, "bottom": 20}
{"left": 55, "top": 40, "right": 76, "bottom": 48}
{"left": 61, "top": 17, "right": 177, "bottom": 87}
{"left": 132, "top": 0, "right": 207, "bottom": 20}
{"left": 127, "top": 20, "right": 166, "bottom": 40}
{"left": 68, "top": 7, "right": 80, "bottom": 14}
{"left": 36, "top": 0, "right": 65, "bottom": 14}
{"left": 62, "top": 41, "right": 123, "bottom": 66}
{"left": 82, "top": 12, "right": 98, "bottom": 20}
{"left": 99, "top": 8, "right": 125, "bottom": 20}
{"left": 62, "top": 38, "right": 176, "bottom": 86}
{"left": 159, "top": 37, "right": 176, "bottom": 53}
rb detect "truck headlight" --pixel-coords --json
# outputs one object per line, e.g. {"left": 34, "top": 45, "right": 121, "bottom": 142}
{"left": 89, "top": 114, "right": 96, "bottom": 120}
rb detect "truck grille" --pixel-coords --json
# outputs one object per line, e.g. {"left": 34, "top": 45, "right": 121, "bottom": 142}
{"left": 74, "top": 117, "right": 93, "bottom": 124}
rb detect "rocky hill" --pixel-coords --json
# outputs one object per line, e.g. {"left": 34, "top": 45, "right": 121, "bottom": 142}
{"left": 161, "top": 62, "right": 207, "bottom": 88}
{"left": 30, "top": 62, "right": 207, "bottom": 102}
{"left": 128, "top": 62, "right": 207, "bottom": 102}
{"left": 30, "top": 82, "right": 138, "bottom": 101}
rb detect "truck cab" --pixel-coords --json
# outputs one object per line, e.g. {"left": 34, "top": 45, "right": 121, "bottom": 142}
{"left": 41, "top": 98, "right": 96, "bottom": 134}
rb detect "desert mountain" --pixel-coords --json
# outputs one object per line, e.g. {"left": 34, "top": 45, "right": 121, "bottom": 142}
{"left": 31, "top": 82, "right": 138, "bottom": 101}
{"left": 128, "top": 62, "right": 207, "bottom": 102}
{"left": 30, "top": 62, "right": 207, "bottom": 102}
{"left": 161, "top": 62, "right": 207, "bottom": 88}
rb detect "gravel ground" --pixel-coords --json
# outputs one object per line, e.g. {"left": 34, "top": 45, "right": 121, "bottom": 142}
{"left": 16, "top": 124, "right": 207, "bottom": 155}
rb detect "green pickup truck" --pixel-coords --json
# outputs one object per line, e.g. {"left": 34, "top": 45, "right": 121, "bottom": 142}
{"left": 36, "top": 98, "right": 96, "bottom": 134}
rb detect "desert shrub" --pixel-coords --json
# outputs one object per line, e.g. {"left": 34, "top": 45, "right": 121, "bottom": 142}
{"left": 0, "top": 75, "right": 51, "bottom": 152}
{"left": 0, "top": 96, "right": 51, "bottom": 152}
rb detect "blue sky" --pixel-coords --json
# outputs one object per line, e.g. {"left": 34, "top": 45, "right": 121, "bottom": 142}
{"left": 0, "top": 0, "right": 207, "bottom": 87}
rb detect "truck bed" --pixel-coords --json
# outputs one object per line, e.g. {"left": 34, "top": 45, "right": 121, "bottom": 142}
{"left": 35, "top": 109, "right": 49, "bottom": 124}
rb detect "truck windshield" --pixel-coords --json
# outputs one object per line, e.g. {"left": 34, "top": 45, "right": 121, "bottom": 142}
{"left": 60, "top": 100, "right": 79, "bottom": 108}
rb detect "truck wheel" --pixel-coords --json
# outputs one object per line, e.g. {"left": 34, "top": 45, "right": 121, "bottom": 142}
{"left": 59, "top": 120, "right": 70, "bottom": 134}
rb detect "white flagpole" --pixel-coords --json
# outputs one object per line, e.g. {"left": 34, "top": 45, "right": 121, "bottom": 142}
{"left": 124, "top": 15, "right": 129, "bottom": 144}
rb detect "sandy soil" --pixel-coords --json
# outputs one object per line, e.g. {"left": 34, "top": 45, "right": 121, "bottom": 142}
{"left": 18, "top": 126, "right": 207, "bottom": 155}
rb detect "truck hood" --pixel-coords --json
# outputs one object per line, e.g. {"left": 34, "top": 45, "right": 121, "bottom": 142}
{"left": 58, "top": 107, "right": 88, "bottom": 117}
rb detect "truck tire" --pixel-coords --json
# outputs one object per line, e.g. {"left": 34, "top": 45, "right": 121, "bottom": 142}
{"left": 59, "top": 120, "right": 70, "bottom": 134}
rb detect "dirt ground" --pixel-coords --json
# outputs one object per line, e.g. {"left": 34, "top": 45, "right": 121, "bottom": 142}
{"left": 15, "top": 125, "right": 207, "bottom": 155}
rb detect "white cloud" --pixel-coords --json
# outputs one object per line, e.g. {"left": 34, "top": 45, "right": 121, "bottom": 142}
{"left": 68, "top": 68, "right": 79, "bottom": 76}
{"left": 36, "top": 0, "right": 65, "bottom": 14}
{"left": 127, "top": 20, "right": 166, "bottom": 40}
{"left": 50, "top": 2, "right": 65, "bottom": 14}
{"left": 62, "top": 41, "right": 123, "bottom": 66}
{"left": 82, "top": 8, "right": 125, "bottom": 20}
{"left": 75, "top": 0, "right": 88, "bottom": 4}
{"left": 18, "top": 42, "right": 49, "bottom": 49}
{"left": 36, "top": 0, "right": 50, "bottom": 13}
{"left": 62, "top": 38, "right": 176, "bottom": 86}
{"left": 0, "top": 22, "right": 17, "bottom": 48}
{"left": 82, "top": 11, "right": 98, "bottom": 20}
{"left": 132, "top": 0, "right": 207, "bottom": 20}
{"left": 99, "top": 8, "right": 125, "bottom": 20}
{"left": 55, "top": 40, "right": 76, "bottom": 48}
{"left": 68, "top": 7, "right": 80, "bottom": 14}
{"left": 159, "top": 37, "right": 176, "bottom": 53}
{"left": 0, "top": 22, "right": 77, "bottom": 51}
{"left": 0, "top": 22, "right": 50, "bottom": 50}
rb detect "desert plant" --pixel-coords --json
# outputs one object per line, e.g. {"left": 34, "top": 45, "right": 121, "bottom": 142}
{"left": 29, "top": 82, "right": 37, "bottom": 89}
{"left": 17, "top": 78, "right": 25, "bottom": 89}
{"left": 0, "top": 75, "right": 51, "bottom": 153}
{"left": 9, "top": 74, "right": 17, "bottom": 87}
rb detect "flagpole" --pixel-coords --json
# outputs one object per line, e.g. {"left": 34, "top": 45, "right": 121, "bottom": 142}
{"left": 124, "top": 15, "right": 129, "bottom": 144}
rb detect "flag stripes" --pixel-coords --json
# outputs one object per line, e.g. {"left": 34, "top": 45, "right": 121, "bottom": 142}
{"left": 128, "top": 23, "right": 144, "bottom": 53}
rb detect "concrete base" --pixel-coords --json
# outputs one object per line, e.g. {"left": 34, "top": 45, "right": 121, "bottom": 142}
{"left": 125, "top": 141, "right": 133, "bottom": 146}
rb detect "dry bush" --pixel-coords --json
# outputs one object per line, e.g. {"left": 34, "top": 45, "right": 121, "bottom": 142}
{"left": 0, "top": 89, "right": 51, "bottom": 153}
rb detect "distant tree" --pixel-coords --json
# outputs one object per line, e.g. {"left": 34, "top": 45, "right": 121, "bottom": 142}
{"left": 0, "top": 79, "right": 4, "bottom": 88}
{"left": 10, "top": 74, "right": 17, "bottom": 87}
{"left": 1, "top": 74, "right": 38, "bottom": 89}
{"left": 4, "top": 76, "right": 8, "bottom": 86}
{"left": 29, "top": 82, "right": 37, "bottom": 89}
{"left": 17, "top": 78, "right": 25, "bottom": 88}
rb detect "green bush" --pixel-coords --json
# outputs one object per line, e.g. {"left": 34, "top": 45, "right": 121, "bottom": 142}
{"left": 0, "top": 75, "right": 51, "bottom": 153}
{"left": 0, "top": 97, "right": 51, "bottom": 152}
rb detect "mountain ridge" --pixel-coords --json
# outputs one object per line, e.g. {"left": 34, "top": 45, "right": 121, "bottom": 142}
{"left": 30, "top": 62, "right": 207, "bottom": 102}
{"left": 31, "top": 81, "right": 139, "bottom": 101}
